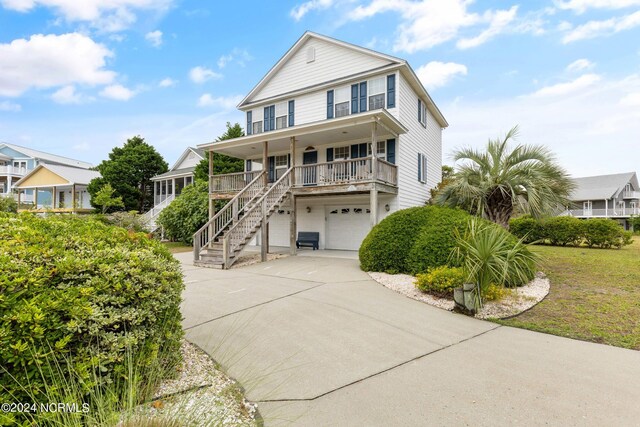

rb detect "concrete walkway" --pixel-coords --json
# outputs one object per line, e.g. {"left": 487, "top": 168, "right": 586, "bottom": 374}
{"left": 177, "top": 252, "right": 640, "bottom": 426}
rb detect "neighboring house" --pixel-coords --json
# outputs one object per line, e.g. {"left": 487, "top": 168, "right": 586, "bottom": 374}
{"left": 564, "top": 172, "right": 640, "bottom": 230}
{"left": 0, "top": 142, "right": 92, "bottom": 204}
{"left": 14, "top": 164, "right": 100, "bottom": 213}
{"left": 145, "top": 147, "right": 204, "bottom": 230}
{"left": 194, "top": 31, "right": 447, "bottom": 268}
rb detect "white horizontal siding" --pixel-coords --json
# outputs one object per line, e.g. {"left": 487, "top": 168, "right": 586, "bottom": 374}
{"left": 396, "top": 74, "right": 442, "bottom": 209}
{"left": 252, "top": 38, "right": 392, "bottom": 102}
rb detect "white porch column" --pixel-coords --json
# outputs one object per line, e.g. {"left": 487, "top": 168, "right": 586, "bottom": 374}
{"left": 370, "top": 185, "right": 378, "bottom": 228}
{"left": 605, "top": 199, "right": 608, "bottom": 217}
{"left": 289, "top": 137, "right": 297, "bottom": 255}
{"left": 371, "top": 121, "right": 378, "bottom": 180}
{"left": 261, "top": 141, "right": 269, "bottom": 261}
{"left": 171, "top": 178, "right": 176, "bottom": 198}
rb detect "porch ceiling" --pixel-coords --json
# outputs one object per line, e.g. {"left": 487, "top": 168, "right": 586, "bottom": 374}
{"left": 198, "top": 109, "right": 407, "bottom": 159}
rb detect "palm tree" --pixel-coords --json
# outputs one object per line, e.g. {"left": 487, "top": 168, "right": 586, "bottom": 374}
{"left": 435, "top": 126, "right": 575, "bottom": 228}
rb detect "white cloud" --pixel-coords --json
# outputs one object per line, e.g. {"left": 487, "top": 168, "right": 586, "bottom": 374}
{"left": 290, "top": 0, "right": 333, "bottom": 21}
{"left": 555, "top": 0, "right": 640, "bottom": 13}
{"left": 0, "top": 33, "right": 115, "bottom": 97}
{"left": 456, "top": 6, "right": 518, "bottom": 49}
{"left": 562, "top": 10, "right": 640, "bottom": 43}
{"left": 444, "top": 74, "right": 640, "bottom": 176}
{"left": 620, "top": 91, "right": 640, "bottom": 106}
{"left": 51, "top": 85, "right": 85, "bottom": 104}
{"left": 0, "top": 0, "right": 173, "bottom": 32}
{"left": 197, "top": 93, "right": 242, "bottom": 109}
{"left": 72, "top": 142, "right": 90, "bottom": 151}
{"left": 159, "top": 77, "right": 176, "bottom": 87}
{"left": 189, "top": 66, "right": 222, "bottom": 83}
{"left": 217, "top": 48, "right": 252, "bottom": 69}
{"left": 415, "top": 61, "right": 468, "bottom": 90}
{"left": 145, "top": 30, "right": 163, "bottom": 47}
{"left": 566, "top": 58, "right": 594, "bottom": 72}
{"left": 346, "top": 0, "right": 529, "bottom": 53}
{"left": 530, "top": 74, "right": 601, "bottom": 97}
{"left": 0, "top": 100, "right": 21, "bottom": 112}
{"left": 100, "top": 84, "right": 136, "bottom": 101}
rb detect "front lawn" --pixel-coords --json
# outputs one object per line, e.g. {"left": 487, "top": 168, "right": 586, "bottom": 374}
{"left": 500, "top": 240, "right": 640, "bottom": 350}
{"left": 163, "top": 241, "right": 193, "bottom": 254}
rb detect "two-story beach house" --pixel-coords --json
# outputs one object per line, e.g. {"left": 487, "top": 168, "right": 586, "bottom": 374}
{"left": 0, "top": 142, "right": 93, "bottom": 208}
{"left": 565, "top": 172, "right": 639, "bottom": 230}
{"left": 193, "top": 32, "right": 447, "bottom": 268}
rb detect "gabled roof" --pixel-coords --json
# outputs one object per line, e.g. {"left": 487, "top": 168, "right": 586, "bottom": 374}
{"left": 15, "top": 164, "right": 101, "bottom": 188}
{"left": 170, "top": 147, "right": 205, "bottom": 171}
{"left": 0, "top": 153, "right": 11, "bottom": 161}
{"left": 237, "top": 31, "right": 448, "bottom": 128}
{"left": 151, "top": 166, "right": 196, "bottom": 181}
{"left": 571, "top": 172, "right": 637, "bottom": 200}
{"left": 0, "top": 142, "right": 93, "bottom": 169}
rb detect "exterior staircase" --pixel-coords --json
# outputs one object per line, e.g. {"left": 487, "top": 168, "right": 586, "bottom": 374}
{"left": 193, "top": 168, "right": 292, "bottom": 269}
{"left": 143, "top": 194, "right": 175, "bottom": 232}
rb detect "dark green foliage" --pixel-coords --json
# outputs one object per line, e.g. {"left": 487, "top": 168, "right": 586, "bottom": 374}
{"left": 92, "top": 211, "right": 150, "bottom": 233}
{"left": 0, "top": 213, "right": 184, "bottom": 407}
{"left": 89, "top": 136, "right": 168, "bottom": 213}
{"left": 583, "top": 218, "right": 632, "bottom": 249}
{"left": 406, "top": 207, "right": 475, "bottom": 274}
{"left": 193, "top": 122, "right": 245, "bottom": 181}
{"left": 542, "top": 216, "right": 585, "bottom": 246}
{"left": 0, "top": 196, "right": 17, "bottom": 213}
{"left": 629, "top": 216, "right": 640, "bottom": 233}
{"left": 509, "top": 215, "right": 544, "bottom": 243}
{"left": 415, "top": 266, "right": 465, "bottom": 297}
{"left": 157, "top": 180, "right": 209, "bottom": 244}
{"left": 359, "top": 206, "right": 473, "bottom": 274}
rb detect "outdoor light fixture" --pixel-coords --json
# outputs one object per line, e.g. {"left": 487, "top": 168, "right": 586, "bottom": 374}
{"left": 385, "top": 204, "right": 390, "bottom": 211}
{"left": 306, "top": 206, "right": 311, "bottom": 213}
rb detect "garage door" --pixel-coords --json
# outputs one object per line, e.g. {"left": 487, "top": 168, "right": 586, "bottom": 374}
{"left": 325, "top": 205, "right": 371, "bottom": 250}
{"left": 268, "top": 209, "right": 290, "bottom": 247}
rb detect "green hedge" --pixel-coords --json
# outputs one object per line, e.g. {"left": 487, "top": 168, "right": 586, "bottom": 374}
{"left": 157, "top": 180, "right": 209, "bottom": 244}
{"left": 359, "top": 206, "right": 474, "bottom": 274}
{"left": 509, "top": 215, "right": 633, "bottom": 249}
{"left": 0, "top": 213, "right": 184, "bottom": 414}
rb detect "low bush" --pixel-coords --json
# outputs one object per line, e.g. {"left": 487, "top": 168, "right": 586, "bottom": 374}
{"left": 157, "top": 180, "right": 209, "bottom": 244}
{"left": 0, "top": 213, "right": 184, "bottom": 421}
{"left": 359, "top": 206, "right": 474, "bottom": 274}
{"left": 93, "top": 210, "right": 149, "bottom": 233}
{"left": 482, "top": 283, "right": 510, "bottom": 301}
{"left": 415, "top": 266, "right": 465, "bottom": 297}
{"left": 0, "top": 196, "right": 17, "bottom": 213}
{"left": 509, "top": 215, "right": 543, "bottom": 243}
{"left": 542, "top": 216, "right": 584, "bottom": 246}
{"left": 583, "top": 218, "right": 632, "bottom": 249}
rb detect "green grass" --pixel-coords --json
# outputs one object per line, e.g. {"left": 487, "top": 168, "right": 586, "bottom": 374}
{"left": 162, "top": 241, "right": 193, "bottom": 254}
{"left": 500, "top": 240, "right": 640, "bottom": 350}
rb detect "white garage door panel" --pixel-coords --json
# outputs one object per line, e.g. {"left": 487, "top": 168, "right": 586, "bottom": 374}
{"left": 325, "top": 205, "right": 370, "bottom": 251}
{"left": 269, "top": 210, "right": 290, "bottom": 247}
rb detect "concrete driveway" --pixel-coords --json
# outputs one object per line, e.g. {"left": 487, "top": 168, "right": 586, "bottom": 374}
{"left": 177, "top": 252, "right": 640, "bottom": 426}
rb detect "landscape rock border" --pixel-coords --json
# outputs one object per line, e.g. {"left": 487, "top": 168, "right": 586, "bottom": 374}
{"left": 368, "top": 271, "right": 550, "bottom": 320}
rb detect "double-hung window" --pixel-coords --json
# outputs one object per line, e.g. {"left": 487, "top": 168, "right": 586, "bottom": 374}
{"left": 275, "top": 102, "right": 288, "bottom": 129}
{"left": 334, "top": 86, "right": 350, "bottom": 117}
{"left": 334, "top": 146, "right": 349, "bottom": 160}
{"left": 367, "top": 141, "right": 387, "bottom": 161}
{"left": 368, "top": 76, "right": 385, "bottom": 111}
{"left": 417, "top": 153, "right": 427, "bottom": 183}
{"left": 252, "top": 108, "right": 263, "bottom": 134}
{"left": 274, "top": 155, "right": 288, "bottom": 179}
{"left": 418, "top": 99, "right": 427, "bottom": 127}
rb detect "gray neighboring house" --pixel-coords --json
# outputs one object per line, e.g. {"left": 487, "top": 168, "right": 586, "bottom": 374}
{"left": 565, "top": 172, "right": 639, "bottom": 230}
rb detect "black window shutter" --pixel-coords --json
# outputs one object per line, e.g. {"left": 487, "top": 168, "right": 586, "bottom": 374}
{"left": 351, "top": 84, "right": 359, "bottom": 114}
{"left": 327, "top": 90, "right": 334, "bottom": 119}
{"left": 246, "top": 159, "right": 252, "bottom": 171}
{"left": 326, "top": 147, "right": 334, "bottom": 162}
{"left": 417, "top": 153, "right": 422, "bottom": 182}
{"left": 418, "top": 99, "right": 422, "bottom": 123}
{"left": 269, "top": 105, "right": 275, "bottom": 131}
{"left": 386, "top": 139, "right": 396, "bottom": 164}
{"left": 246, "top": 111, "right": 252, "bottom": 135}
{"left": 359, "top": 82, "right": 367, "bottom": 112}
{"left": 264, "top": 107, "right": 270, "bottom": 132}
{"left": 268, "top": 156, "right": 275, "bottom": 182}
{"left": 351, "top": 144, "right": 359, "bottom": 159}
{"left": 359, "top": 143, "right": 367, "bottom": 158}
{"left": 387, "top": 75, "right": 395, "bottom": 108}
{"left": 288, "top": 100, "right": 295, "bottom": 127}
{"left": 287, "top": 154, "right": 291, "bottom": 168}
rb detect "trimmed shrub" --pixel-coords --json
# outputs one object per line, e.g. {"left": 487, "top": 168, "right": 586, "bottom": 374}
{"left": 0, "top": 213, "right": 184, "bottom": 411}
{"left": 92, "top": 210, "right": 150, "bottom": 232}
{"left": 509, "top": 215, "right": 543, "bottom": 243}
{"left": 359, "top": 206, "right": 437, "bottom": 274}
{"left": 541, "top": 216, "right": 584, "bottom": 246}
{"left": 482, "top": 283, "right": 510, "bottom": 301}
{"left": 0, "top": 196, "right": 17, "bottom": 213}
{"left": 583, "top": 218, "right": 632, "bottom": 248}
{"left": 415, "top": 266, "right": 465, "bottom": 297}
{"left": 405, "top": 207, "right": 475, "bottom": 274}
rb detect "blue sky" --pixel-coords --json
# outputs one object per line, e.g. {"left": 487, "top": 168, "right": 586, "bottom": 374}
{"left": 1, "top": 0, "right": 639, "bottom": 176}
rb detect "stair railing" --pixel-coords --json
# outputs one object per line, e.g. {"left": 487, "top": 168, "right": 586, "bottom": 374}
{"left": 193, "top": 170, "right": 266, "bottom": 261}
{"left": 222, "top": 168, "right": 292, "bottom": 268}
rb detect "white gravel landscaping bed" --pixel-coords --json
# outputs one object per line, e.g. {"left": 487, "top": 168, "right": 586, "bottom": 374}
{"left": 368, "top": 271, "right": 550, "bottom": 320}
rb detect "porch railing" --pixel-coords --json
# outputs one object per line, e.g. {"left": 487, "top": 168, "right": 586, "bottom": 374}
{"left": 622, "top": 190, "right": 640, "bottom": 199}
{"left": 566, "top": 208, "right": 640, "bottom": 217}
{"left": 194, "top": 171, "right": 266, "bottom": 261}
{"left": 210, "top": 171, "right": 262, "bottom": 193}
{"left": 0, "top": 165, "right": 28, "bottom": 176}
{"left": 293, "top": 157, "right": 397, "bottom": 187}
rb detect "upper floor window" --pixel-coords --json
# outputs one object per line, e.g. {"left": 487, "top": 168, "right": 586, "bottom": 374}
{"left": 334, "top": 146, "right": 350, "bottom": 160}
{"left": 253, "top": 121, "right": 263, "bottom": 134}
{"left": 368, "top": 141, "right": 387, "bottom": 160}
{"left": 418, "top": 99, "right": 427, "bottom": 127}
{"left": 625, "top": 183, "right": 632, "bottom": 193}
{"left": 368, "top": 76, "right": 385, "bottom": 111}
{"left": 275, "top": 102, "right": 288, "bottom": 129}
{"left": 335, "top": 86, "right": 350, "bottom": 117}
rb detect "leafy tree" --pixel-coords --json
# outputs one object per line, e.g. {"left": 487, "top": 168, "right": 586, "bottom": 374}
{"left": 89, "top": 136, "right": 168, "bottom": 212}
{"left": 92, "top": 183, "right": 125, "bottom": 213}
{"left": 428, "top": 165, "right": 455, "bottom": 204}
{"left": 434, "top": 126, "right": 575, "bottom": 228}
{"left": 0, "top": 196, "right": 18, "bottom": 213}
{"left": 157, "top": 180, "right": 209, "bottom": 244}
{"left": 194, "top": 122, "right": 245, "bottom": 181}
